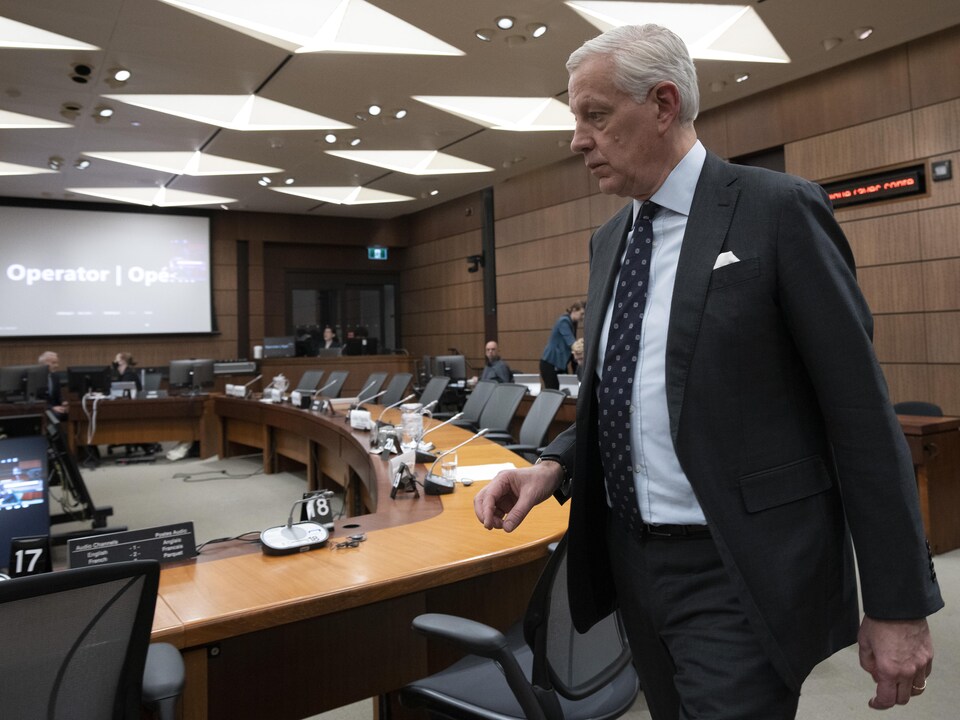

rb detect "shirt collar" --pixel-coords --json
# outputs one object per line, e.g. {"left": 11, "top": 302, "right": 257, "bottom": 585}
{"left": 633, "top": 140, "right": 706, "bottom": 220}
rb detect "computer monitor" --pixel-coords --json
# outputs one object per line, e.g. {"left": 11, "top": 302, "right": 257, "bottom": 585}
{"left": 262, "top": 336, "right": 296, "bottom": 358}
{"left": 0, "top": 364, "right": 49, "bottom": 402}
{"left": 432, "top": 355, "right": 466, "bottom": 382}
{"left": 168, "top": 358, "right": 215, "bottom": 394}
{"left": 513, "top": 373, "right": 542, "bottom": 397}
{"left": 110, "top": 381, "right": 138, "bottom": 398}
{"left": 557, "top": 374, "right": 580, "bottom": 398}
{"left": 66, "top": 365, "right": 113, "bottom": 396}
{"left": 0, "top": 414, "right": 44, "bottom": 439}
{"left": 0, "top": 434, "right": 50, "bottom": 571}
{"left": 341, "top": 337, "right": 379, "bottom": 356}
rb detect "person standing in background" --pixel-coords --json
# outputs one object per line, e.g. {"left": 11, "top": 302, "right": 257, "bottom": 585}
{"left": 539, "top": 301, "right": 585, "bottom": 390}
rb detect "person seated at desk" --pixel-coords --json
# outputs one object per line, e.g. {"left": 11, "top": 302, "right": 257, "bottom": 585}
{"left": 112, "top": 352, "right": 142, "bottom": 392}
{"left": 321, "top": 326, "right": 340, "bottom": 349}
{"left": 469, "top": 340, "right": 513, "bottom": 385}
{"left": 38, "top": 350, "right": 67, "bottom": 420}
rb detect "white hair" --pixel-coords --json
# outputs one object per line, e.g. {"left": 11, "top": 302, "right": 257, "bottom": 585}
{"left": 567, "top": 24, "right": 700, "bottom": 126}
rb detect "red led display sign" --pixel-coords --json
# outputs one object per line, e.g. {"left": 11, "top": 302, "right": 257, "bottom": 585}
{"left": 821, "top": 165, "right": 926, "bottom": 209}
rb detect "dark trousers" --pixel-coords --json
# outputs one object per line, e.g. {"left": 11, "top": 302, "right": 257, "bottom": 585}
{"left": 539, "top": 359, "right": 561, "bottom": 390}
{"left": 606, "top": 520, "right": 800, "bottom": 720}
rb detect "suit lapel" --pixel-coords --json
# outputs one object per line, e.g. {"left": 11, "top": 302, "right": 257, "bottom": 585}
{"left": 665, "top": 153, "right": 740, "bottom": 441}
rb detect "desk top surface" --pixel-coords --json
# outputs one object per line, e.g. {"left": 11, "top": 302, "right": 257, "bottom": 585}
{"left": 153, "top": 400, "right": 568, "bottom": 648}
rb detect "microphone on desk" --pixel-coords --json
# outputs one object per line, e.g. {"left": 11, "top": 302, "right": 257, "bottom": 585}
{"left": 259, "top": 492, "right": 331, "bottom": 555}
{"left": 349, "top": 389, "right": 389, "bottom": 429}
{"left": 352, "top": 389, "right": 387, "bottom": 411}
{"left": 351, "top": 380, "right": 380, "bottom": 409}
{"left": 370, "top": 394, "right": 418, "bottom": 449}
{"left": 413, "top": 412, "right": 464, "bottom": 463}
{"left": 424, "top": 428, "right": 488, "bottom": 495}
{"left": 310, "top": 380, "right": 338, "bottom": 414}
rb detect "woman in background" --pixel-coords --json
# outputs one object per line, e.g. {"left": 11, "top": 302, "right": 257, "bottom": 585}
{"left": 322, "top": 326, "right": 340, "bottom": 349}
{"left": 112, "top": 352, "right": 142, "bottom": 391}
{"left": 539, "top": 301, "right": 585, "bottom": 390}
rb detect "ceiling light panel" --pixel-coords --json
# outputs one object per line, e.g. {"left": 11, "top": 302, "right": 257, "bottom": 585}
{"left": 102, "top": 94, "right": 353, "bottom": 131}
{"left": 66, "top": 186, "right": 236, "bottom": 207}
{"left": 0, "top": 109, "right": 72, "bottom": 129}
{"left": 412, "top": 96, "right": 575, "bottom": 131}
{"left": 326, "top": 150, "right": 493, "bottom": 175}
{"left": 566, "top": 2, "right": 790, "bottom": 63}
{"left": 0, "top": 161, "right": 58, "bottom": 176}
{"left": 272, "top": 185, "right": 413, "bottom": 205}
{"left": 0, "top": 16, "right": 99, "bottom": 50}
{"left": 81, "top": 151, "right": 282, "bottom": 176}
{"left": 157, "top": 0, "right": 463, "bottom": 55}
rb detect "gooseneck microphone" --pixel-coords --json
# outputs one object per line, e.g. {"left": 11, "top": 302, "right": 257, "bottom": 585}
{"left": 414, "top": 412, "right": 464, "bottom": 463}
{"left": 352, "top": 379, "right": 379, "bottom": 407}
{"left": 312, "top": 379, "right": 336, "bottom": 398}
{"left": 259, "top": 493, "right": 330, "bottom": 555}
{"left": 375, "top": 393, "right": 418, "bottom": 424}
{"left": 424, "top": 428, "right": 488, "bottom": 495}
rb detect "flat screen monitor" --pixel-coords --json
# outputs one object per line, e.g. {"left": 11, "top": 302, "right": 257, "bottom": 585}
{"left": 0, "top": 434, "right": 50, "bottom": 571}
{"left": 342, "top": 337, "right": 378, "bottom": 356}
{"left": 168, "top": 358, "right": 215, "bottom": 394}
{"left": 0, "top": 204, "right": 213, "bottom": 338}
{"left": 557, "top": 374, "right": 580, "bottom": 398}
{"left": 263, "top": 336, "right": 296, "bottom": 358}
{"left": 0, "top": 414, "right": 44, "bottom": 439}
{"left": 0, "top": 364, "right": 49, "bottom": 402}
{"left": 66, "top": 365, "right": 113, "bottom": 396}
{"left": 432, "top": 355, "right": 466, "bottom": 382}
{"left": 295, "top": 370, "right": 325, "bottom": 393}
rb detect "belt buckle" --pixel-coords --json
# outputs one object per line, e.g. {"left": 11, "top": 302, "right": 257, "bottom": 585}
{"left": 644, "top": 524, "right": 674, "bottom": 538}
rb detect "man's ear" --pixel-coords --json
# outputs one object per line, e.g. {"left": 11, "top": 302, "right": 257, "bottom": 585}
{"left": 653, "top": 81, "right": 682, "bottom": 131}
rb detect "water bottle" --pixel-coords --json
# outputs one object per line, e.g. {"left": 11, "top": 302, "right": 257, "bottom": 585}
{"left": 400, "top": 403, "right": 423, "bottom": 447}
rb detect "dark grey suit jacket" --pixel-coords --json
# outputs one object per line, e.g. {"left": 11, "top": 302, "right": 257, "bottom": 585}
{"left": 542, "top": 151, "right": 942, "bottom": 690}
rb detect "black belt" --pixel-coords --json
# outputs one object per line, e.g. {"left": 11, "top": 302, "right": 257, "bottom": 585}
{"left": 640, "top": 522, "right": 710, "bottom": 538}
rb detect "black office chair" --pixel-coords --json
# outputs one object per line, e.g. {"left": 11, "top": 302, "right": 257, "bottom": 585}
{"left": 442, "top": 379, "right": 496, "bottom": 425}
{"left": 419, "top": 376, "right": 450, "bottom": 410}
{"left": 401, "top": 535, "right": 639, "bottom": 719}
{"left": 295, "top": 369, "right": 325, "bottom": 393}
{"left": 486, "top": 388, "right": 566, "bottom": 462}
{"left": 893, "top": 401, "right": 943, "bottom": 417}
{"left": 357, "top": 371, "right": 388, "bottom": 401}
{"left": 321, "top": 370, "right": 349, "bottom": 398}
{"left": 0, "top": 559, "right": 185, "bottom": 720}
{"left": 380, "top": 372, "right": 414, "bottom": 407}
{"left": 459, "top": 382, "right": 527, "bottom": 435}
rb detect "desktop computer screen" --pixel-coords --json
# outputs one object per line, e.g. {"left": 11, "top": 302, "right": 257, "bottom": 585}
{"left": 0, "top": 434, "right": 49, "bottom": 570}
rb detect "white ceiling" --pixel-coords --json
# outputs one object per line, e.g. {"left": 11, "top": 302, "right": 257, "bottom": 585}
{"left": 1, "top": 0, "right": 959, "bottom": 219}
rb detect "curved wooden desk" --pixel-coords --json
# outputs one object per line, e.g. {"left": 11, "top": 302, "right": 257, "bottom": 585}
{"left": 155, "top": 398, "right": 569, "bottom": 720}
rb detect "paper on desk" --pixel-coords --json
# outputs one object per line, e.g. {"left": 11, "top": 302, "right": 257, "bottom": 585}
{"left": 456, "top": 463, "right": 516, "bottom": 482}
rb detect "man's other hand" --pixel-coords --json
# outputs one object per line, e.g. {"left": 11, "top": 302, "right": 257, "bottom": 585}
{"left": 858, "top": 615, "right": 933, "bottom": 710}
{"left": 474, "top": 461, "right": 563, "bottom": 532}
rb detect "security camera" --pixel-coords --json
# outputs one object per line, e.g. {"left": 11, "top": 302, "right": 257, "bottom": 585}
{"left": 466, "top": 254, "right": 484, "bottom": 273}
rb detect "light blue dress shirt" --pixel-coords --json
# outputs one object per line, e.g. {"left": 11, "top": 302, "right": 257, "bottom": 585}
{"left": 597, "top": 141, "right": 707, "bottom": 525}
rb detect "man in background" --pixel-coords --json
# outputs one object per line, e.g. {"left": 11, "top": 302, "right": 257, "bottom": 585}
{"left": 38, "top": 351, "right": 67, "bottom": 419}
{"left": 470, "top": 340, "right": 513, "bottom": 384}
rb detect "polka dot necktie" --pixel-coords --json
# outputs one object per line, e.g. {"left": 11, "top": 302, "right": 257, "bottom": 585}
{"left": 598, "top": 201, "right": 659, "bottom": 533}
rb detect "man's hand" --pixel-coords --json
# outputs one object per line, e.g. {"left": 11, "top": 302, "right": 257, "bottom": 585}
{"left": 858, "top": 616, "right": 933, "bottom": 710}
{"left": 474, "top": 461, "right": 563, "bottom": 532}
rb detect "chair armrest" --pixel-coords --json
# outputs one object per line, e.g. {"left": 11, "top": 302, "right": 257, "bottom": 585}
{"left": 485, "top": 431, "right": 515, "bottom": 444}
{"left": 142, "top": 642, "right": 185, "bottom": 702}
{"left": 411, "top": 613, "right": 547, "bottom": 720}
{"left": 504, "top": 444, "right": 540, "bottom": 462}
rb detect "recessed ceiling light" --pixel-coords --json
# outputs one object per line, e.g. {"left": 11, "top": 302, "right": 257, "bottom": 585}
{"left": 393, "top": 109, "right": 407, "bottom": 119}
{"left": 113, "top": 68, "right": 131, "bottom": 82}
{"left": 735, "top": 73, "right": 750, "bottom": 83}
{"left": 48, "top": 156, "right": 63, "bottom": 170}
{"left": 130, "top": 120, "right": 141, "bottom": 127}
{"left": 350, "top": 137, "right": 362, "bottom": 146}
{"left": 74, "top": 159, "right": 90, "bottom": 170}
{"left": 259, "top": 176, "right": 272, "bottom": 186}
{"left": 96, "top": 106, "right": 114, "bottom": 118}
{"left": 429, "top": 189, "right": 439, "bottom": 196}
{"left": 496, "top": 16, "right": 515, "bottom": 30}
{"left": 475, "top": 28, "right": 494, "bottom": 42}
{"left": 324, "top": 133, "right": 338, "bottom": 143}
{"left": 284, "top": 178, "right": 295, "bottom": 185}
{"left": 853, "top": 27, "right": 873, "bottom": 41}
{"left": 368, "top": 104, "right": 382, "bottom": 116}
{"left": 527, "top": 23, "right": 548, "bottom": 38}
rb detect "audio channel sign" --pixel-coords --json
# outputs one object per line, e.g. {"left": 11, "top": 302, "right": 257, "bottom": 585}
{"left": 67, "top": 522, "right": 197, "bottom": 568}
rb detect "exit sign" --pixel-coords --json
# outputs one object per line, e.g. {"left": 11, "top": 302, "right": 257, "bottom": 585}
{"left": 368, "top": 246, "right": 388, "bottom": 260}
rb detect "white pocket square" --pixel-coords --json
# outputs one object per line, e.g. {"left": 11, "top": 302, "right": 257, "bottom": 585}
{"left": 713, "top": 251, "right": 740, "bottom": 270}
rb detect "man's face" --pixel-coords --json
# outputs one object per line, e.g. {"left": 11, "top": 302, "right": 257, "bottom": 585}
{"left": 485, "top": 342, "right": 500, "bottom": 363}
{"left": 323, "top": 328, "right": 333, "bottom": 340}
{"left": 44, "top": 354, "right": 59, "bottom": 371}
{"left": 568, "top": 56, "right": 669, "bottom": 199}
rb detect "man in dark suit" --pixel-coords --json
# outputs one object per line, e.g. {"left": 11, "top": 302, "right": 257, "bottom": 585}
{"left": 475, "top": 24, "right": 942, "bottom": 719}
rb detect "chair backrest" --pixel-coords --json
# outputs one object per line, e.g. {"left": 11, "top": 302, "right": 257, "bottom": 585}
{"left": 380, "top": 372, "right": 413, "bottom": 407}
{"left": 295, "top": 369, "right": 325, "bottom": 393}
{"left": 357, "top": 372, "right": 388, "bottom": 401}
{"left": 418, "top": 376, "right": 450, "bottom": 409}
{"left": 517, "top": 389, "right": 566, "bottom": 449}
{"left": 893, "top": 401, "right": 943, "bottom": 417}
{"left": 0, "top": 560, "right": 161, "bottom": 720}
{"left": 460, "top": 380, "right": 496, "bottom": 425}
{"left": 477, "top": 383, "right": 527, "bottom": 434}
{"left": 524, "top": 536, "right": 634, "bottom": 705}
{"left": 322, "top": 370, "right": 349, "bottom": 398}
